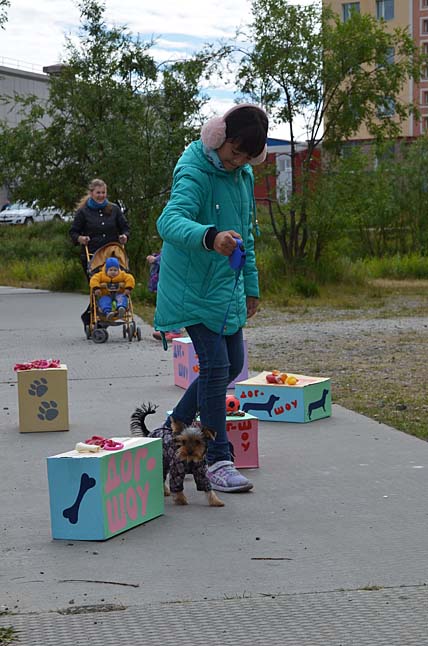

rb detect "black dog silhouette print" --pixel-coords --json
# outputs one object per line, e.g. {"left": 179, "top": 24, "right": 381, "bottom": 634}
{"left": 308, "top": 389, "right": 329, "bottom": 420}
{"left": 242, "top": 394, "right": 280, "bottom": 417}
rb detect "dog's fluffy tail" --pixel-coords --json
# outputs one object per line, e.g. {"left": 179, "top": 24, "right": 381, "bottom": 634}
{"left": 130, "top": 402, "right": 158, "bottom": 436}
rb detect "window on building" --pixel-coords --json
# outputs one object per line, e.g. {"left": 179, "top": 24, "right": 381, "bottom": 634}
{"left": 343, "top": 2, "right": 360, "bottom": 22}
{"left": 423, "top": 19, "right": 428, "bottom": 34}
{"left": 422, "top": 90, "right": 428, "bottom": 105}
{"left": 422, "top": 43, "right": 428, "bottom": 78}
{"left": 423, "top": 116, "right": 428, "bottom": 132}
{"left": 386, "top": 47, "right": 395, "bottom": 65}
{"left": 422, "top": 0, "right": 428, "bottom": 10}
{"left": 377, "top": 97, "right": 395, "bottom": 118}
{"left": 376, "top": 0, "right": 394, "bottom": 20}
{"left": 341, "top": 141, "right": 359, "bottom": 158}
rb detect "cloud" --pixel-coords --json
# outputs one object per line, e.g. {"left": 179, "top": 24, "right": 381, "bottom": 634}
{"left": 105, "top": 0, "right": 249, "bottom": 39}
{"left": 0, "top": 0, "right": 310, "bottom": 140}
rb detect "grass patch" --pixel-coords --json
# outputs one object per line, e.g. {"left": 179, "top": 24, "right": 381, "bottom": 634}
{"left": 2, "top": 224, "right": 428, "bottom": 443}
{"left": 364, "top": 254, "right": 428, "bottom": 280}
{"left": 0, "top": 625, "right": 19, "bottom": 645}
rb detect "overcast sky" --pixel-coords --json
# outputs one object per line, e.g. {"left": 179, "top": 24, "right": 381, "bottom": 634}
{"left": 0, "top": 0, "right": 313, "bottom": 139}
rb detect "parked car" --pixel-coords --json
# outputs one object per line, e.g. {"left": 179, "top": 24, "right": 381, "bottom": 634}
{"left": 0, "top": 201, "right": 65, "bottom": 225}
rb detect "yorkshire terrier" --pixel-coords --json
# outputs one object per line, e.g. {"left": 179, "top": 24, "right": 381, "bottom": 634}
{"left": 130, "top": 402, "right": 224, "bottom": 507}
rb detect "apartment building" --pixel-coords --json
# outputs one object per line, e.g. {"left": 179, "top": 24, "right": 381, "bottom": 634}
{"left": 325, "top": 0, "right": 428, "bottom": 139}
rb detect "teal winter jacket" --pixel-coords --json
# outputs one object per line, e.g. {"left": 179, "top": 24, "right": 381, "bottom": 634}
{"left": 154, "top": 139, "right": 259, "bottom": 335}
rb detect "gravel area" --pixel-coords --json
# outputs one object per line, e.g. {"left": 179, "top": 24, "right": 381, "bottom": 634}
{"left": 244, "top": 293, "right": 428, "bottom": 440}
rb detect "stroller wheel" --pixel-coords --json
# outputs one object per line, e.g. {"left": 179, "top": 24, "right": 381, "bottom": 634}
{"left": 136, "top": 327, "right": 142, "bottom": 342}
{"left": 127, "top": 325, "right": 133, "bottom": 342}
{"left": 92, "top": 328, "right": 108, "bottom": 344}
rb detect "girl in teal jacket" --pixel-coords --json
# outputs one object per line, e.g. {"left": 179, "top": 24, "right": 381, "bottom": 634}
{"left": 155, "top": 104, "right": 268, "bottom": 493}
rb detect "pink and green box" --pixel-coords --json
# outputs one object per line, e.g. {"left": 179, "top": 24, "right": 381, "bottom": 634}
{"left": 235, "top": 371, "right": 331, "bottom": 423}
{"left": 173, "top": 337, "right": 248, "bottom": 389}
{"left": 47, "top": 437, "right": 164, "bottom": 540}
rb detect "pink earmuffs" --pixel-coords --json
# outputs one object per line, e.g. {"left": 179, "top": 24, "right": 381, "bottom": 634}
{"left": 201, "top": 103, "right": 268, "bottom": 166}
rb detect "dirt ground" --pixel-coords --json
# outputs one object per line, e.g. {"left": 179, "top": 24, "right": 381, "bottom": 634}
{"left": 244, "top": 284, "right": 428, "bottom": 441}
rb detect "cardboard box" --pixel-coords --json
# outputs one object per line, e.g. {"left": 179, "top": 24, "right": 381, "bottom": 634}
{"left": 17, "top": 364, "right": 69, "bottom": 433}
{"left": 235, "top": 371, "right": 331, "bottom": 423}
{"left": 47, "top": 437, "right": 164, "bottom": 540}
{"left": 195, "top": 412, "right": 259, "bottom": 468}
{"left": 226, "top": 413, "right": 259, "bottom": 468}
{"left": 173, "top": 337, "right": 248, "bottom": 389}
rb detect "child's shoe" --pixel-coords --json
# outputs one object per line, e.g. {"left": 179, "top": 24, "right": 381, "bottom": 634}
{"left": 207, "top": 461, "right": 253, "bottom": 492}
{"left": 106, "top": 311, "right": 115, "bottom": 320}
{"left": 165, "top": 332, "right": 182, "bottom": 341}
{"left": 117, "top": 306, "right": 126, "bottom": 319}
{"left": 152, "top": 330, "right": 162, "bottom": 340}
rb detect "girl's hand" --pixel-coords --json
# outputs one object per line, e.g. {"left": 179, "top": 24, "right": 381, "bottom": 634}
{"left": 78, "top": 235, "right": 90, "bottom": 245}
{"left": 119, "top": 234, "right": 127, "bottom": 244}
{"left": 94, "top": 288, "right": 101, "bottom": 296}
{"left": 246, "top": 296, "right": 259, "bottom": 318}
{"left": 213, "top": 230, "right": 242, "bottom": 256}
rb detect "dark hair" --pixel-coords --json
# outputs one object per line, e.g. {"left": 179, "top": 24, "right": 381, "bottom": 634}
{"left": 225, "top": 106, "right": 268, "bottom": 157}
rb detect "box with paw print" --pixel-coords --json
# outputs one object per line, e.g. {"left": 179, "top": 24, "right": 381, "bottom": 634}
{"left": 17, "top": 364, "right": 69, "bottom": 432}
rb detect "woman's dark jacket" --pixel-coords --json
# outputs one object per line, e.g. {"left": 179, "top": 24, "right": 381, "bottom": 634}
{"left": 69, "top": 202, "right": 130, "bottom": 255}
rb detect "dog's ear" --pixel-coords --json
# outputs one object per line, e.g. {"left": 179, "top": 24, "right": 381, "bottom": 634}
{"left": 201, "top": 426, "right": 216, "bottom": 442}
{"left": 170, "top": 416, "right": 186, "bottom": 435}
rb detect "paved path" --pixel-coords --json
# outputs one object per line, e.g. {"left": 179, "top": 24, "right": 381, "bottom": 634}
{"left": 1, "top": 287, "right": 428, "bottom": 645}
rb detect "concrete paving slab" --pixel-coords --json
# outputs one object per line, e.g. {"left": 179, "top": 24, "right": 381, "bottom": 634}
{"left": 1, "top": 287, "right": 428, "bottom": 643}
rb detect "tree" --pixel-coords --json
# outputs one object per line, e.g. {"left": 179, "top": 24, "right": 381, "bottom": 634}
{"left": 235, "top": 0, "right": 425, "bottom": 266}
{"left": 0, "top": 0, "right": 9, "bottom": 29}
{"left": 0, "top": 0, "right": 215, "bottom": 268}
{"left": 390, "top": 137, "right": 428, "bottom": 254}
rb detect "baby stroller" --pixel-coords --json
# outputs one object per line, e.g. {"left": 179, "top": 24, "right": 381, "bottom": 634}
{"left": 85, "top": 242, "right": 142, "bottom": 344}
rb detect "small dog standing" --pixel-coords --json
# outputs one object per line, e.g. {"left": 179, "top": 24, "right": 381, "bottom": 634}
{"left": 130, "top": 403, "right": 224, "bottom": 507}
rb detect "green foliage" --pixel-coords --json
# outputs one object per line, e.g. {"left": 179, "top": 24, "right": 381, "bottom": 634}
{"left": 363, "top": 254, "right": 428, "bottom": 279}
{"left": 0, "top": 0, "right": 9, "bottom": 29}
{"left": 1, "top": 225, "right": 428, "bottom": 311}
{"left": 235, "top": 0, "right": 426, "bottom": 265}
{"left": 290, "top": 275, "right": 320, "bottom": 298}
{"left": 0, "top": 0, "right": 218, "bottom": 271}
{"left": 303, "top": 137, "right": 428, "bottom": 261}
{"left": 0, "top": 624, "right": 19, "bottom": 645}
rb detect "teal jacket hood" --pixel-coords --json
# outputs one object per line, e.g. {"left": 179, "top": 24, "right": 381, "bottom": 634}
{"left": 154, "top": 139, "right": 259, "bottom": 335}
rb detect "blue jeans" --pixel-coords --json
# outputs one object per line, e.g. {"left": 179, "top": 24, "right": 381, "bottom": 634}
{"left": 171, "top": 324, "right": 244, "bottom": 464}
{"left": 98, "top": 293, "right": 128, "bottom": 314}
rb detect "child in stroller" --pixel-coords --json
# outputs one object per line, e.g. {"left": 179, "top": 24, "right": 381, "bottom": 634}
{"left": 85, "top": 242, "right": 141, "bottom": 343}
{"left": 90, "top": 256, "right": 135, "bottom": 320}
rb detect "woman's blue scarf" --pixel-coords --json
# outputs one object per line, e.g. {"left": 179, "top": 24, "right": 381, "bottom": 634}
{"left": 87, "top": 197, "right": 108, "bottom": 210}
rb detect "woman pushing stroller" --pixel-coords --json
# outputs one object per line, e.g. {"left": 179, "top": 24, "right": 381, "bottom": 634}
{"left": 69, "top": 178, "right": 130, "bottom": 326}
